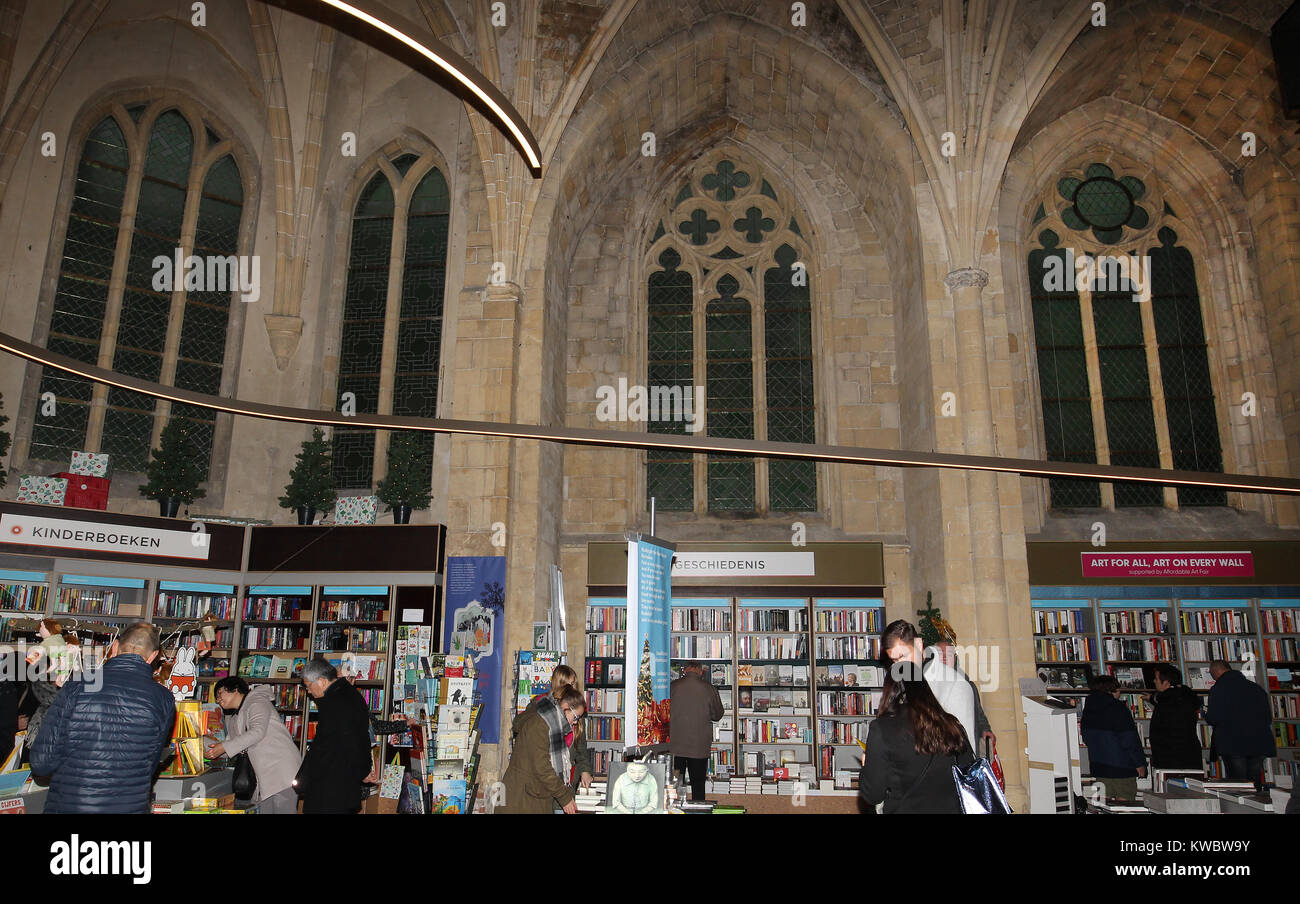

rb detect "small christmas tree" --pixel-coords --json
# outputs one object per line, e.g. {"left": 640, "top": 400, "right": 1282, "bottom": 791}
{"left": 916, "top": 591, "right": 957, "bottom": 647}
{"left": 138, "top": 419, "right": 206, "bottom": 503}
{"left": 0, "top": 392, "right": 11, "bottom": 489}
{"left": 278, "top": 427, "right": 337, "bottom": 514}
{"left": 375, "top": 432, "right": 432, "bottom": 510}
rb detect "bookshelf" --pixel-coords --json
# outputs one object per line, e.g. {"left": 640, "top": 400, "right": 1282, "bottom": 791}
{"left": 1173, "top": 599, "right": 1253, "bottom": 775}
{"left": 0, "top": 569, "right": 50, "bottom": 616}
{"left": 812, "top": 597, "right": 884, "bottom": 782}
{"left": 1260, "top": 600, "right": 1300, "bottom": 779}
{"left": 239, "top": 585, "right": 314, "bottom": 745}
{"left": 305, "top": 585, "right": 394, "bottom": 754}
{"left": 154, "top": 580, "right": 236, "bottom": 700}
{"left": 670, "top": 598, "right": 733, "bottom": 778}
{"left": 583, "top": 597, "right": 628, "bottom": 766}
{"left": 1031, "top": 599, "right": 1096, "bottom": 693}
{"left": 1099, "top": 598, "right": 1173, "bottom": 759}
{"left": 736, "top": 598, "right": 812, "bottom": 778}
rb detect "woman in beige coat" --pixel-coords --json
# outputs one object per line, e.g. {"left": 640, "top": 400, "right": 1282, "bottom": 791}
{"left": 207, "top": 677, "right": 303, "bottom": 814}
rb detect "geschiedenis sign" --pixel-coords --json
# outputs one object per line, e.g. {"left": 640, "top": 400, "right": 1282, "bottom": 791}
{"left": 670, "top": 551, "right": 816, "bottom": 578}
{"left": 0, "top": 513, "right": 211, "bottom": 560}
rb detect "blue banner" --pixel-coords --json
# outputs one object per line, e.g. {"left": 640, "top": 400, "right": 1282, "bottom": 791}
{"left": 626, "top": 537, "right": 674, "bottom": 745}
{"left": 442, "top": 556, "right": 506, "bottom": 744}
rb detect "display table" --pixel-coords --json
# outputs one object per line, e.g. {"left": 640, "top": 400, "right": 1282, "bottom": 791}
{"left": 153, "top": 766, "right": 234, "bottom": 802}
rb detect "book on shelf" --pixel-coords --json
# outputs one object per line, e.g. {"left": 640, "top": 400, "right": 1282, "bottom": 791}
{"left": 1035, "top": 635, "right": 1097, "bottom": 662}
{"left": 1267, "top": 668, "right": 1295, "bottom": 690}
{"left": 1109, "top": 665, "right": 1147, "bottom": 690}
{"left": 1187, "top": 666, "right": 1215, "bottom": 690}
{"left": 1036, "top": 664, "right": 1093, "bottom": 689}
{"left": 1260, "top": 608, "right": 1299, "bottom": 633}
{"left": 752, "top": 690, "right": 770, "bottom": 712}
{"left": 1103, "top": 637, "right": 1172, "bottom": 661}
{"left": 1100, "top": 608, "right": 1169, "bottom": 634}
{"left": 1264, "top": 638, "right": 1300, "bottom": 661}
{"left": 608, "top": 663, "right": 624, "bottom": 684}
{"left": 1182, "top": 638, "right": 1257, "bottom": 661}
{"left": 1178, "top": 609, "right": 1249, "bottom": 634}
{"left": 710, "top": 663, "right": 730, "bottom": 686}
{"left": 1033, "top": 608, "right": 1090, "bottom": 634}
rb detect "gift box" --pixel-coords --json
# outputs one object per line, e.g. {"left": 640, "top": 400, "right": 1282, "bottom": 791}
{"left": 16, "top": 475, "right": 67, "bottom": 505}
{"left": 54, "top": 472, "right": 110, "bottom": 510}
{"left": 69, "top": 450, "right": 110, "bottom": 478}
{"left": 334, "top": 495, "right": 378, "bottom": 525}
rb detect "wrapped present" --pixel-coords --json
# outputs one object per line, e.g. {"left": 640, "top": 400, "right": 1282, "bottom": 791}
{"left": 69, "top": 451, "right": 110, "bottom": 477}
{"left": 55, "top": 472, "right": 110, "bottom": 510}
{"left": 16, "top": 475, "right": 68, "bottom": 505}
{"left": 334, "top": 495, "right": 378, "bottom": 525}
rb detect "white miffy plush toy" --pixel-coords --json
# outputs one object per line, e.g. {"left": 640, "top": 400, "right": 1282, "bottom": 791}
{"left": 168, "top": 646, "right": 198, "bottom": 701}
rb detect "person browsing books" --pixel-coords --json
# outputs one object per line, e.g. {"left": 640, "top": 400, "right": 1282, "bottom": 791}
{"left": 207, "top": 676, "right": 303, "bottom": 814}
{"left": 28, "top": 622, "right": 176, "bottom": 814}
{"left": 1146, "top": 664, "right": 1203, "bottom": 772}
{"left": 934, "top": 641, "right": 995, "bottom": 747}
{"left": 669, "top": 661, "right": 724, "bottom": 801}
{"left": 497, "top": 687, "right": 586, "bottom": 814}
{"left": 513, "top": 665, "right": 594, "bottom": 791}
{"left": 1080, "top": 674, "right": 1147, "bottom": 802}
{"left": 1205, "top": 659, "right": 1275, "bottom": 791}
{"left": 293, "top": 658, "right": 373, "bottom": 814}
{"left": 882, "top": 620, "right": 975, "bottom": 749}
{"left": 858, "top": 658, "right": 975, "bottom": 813}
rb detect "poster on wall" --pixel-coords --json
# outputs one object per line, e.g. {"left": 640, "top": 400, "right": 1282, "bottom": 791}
{"left": 624, "top": 535, "right": 676, "bottom": 746}
{"left": 442, "top": 556, "right": 505, "bottom": 744}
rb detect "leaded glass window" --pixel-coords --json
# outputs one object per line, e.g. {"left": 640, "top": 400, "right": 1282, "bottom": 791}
{"left": 644, "top": 153, "right": 818, "bottom": 514}
{"left": 31, "top": 102, "right": 244, "bottom": 480}
{"left": 1028, "top": 161, "right": 1223, "bottom": 509}
{"left": 333, "top": 156, "right": 449, "bottom": 490}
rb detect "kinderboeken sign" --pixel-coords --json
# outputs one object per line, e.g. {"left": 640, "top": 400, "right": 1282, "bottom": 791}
{"left": 0, "top": 513, "right": 211, "bottom": 561}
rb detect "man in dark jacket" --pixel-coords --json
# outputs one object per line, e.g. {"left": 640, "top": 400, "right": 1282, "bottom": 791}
{"left": 1206, "top": 659, "right": 1275, "bottom": 791}
{"left": 0, "top": 672, "right": 16, "bottom": 767}
{"left": 1148, "top": 664, "right": 1203, "bottom": 771}
{"left": 295, "top": 658, "right": 372, "bottom": 813}
{"left": 29, "top": 622, "right": 175, "bottom": 814}
{"left": 668, "top": 661, "right": 723, "bottom": 801}
{"left": 1081, "top": 674, "right": 1147, "bottom": 802}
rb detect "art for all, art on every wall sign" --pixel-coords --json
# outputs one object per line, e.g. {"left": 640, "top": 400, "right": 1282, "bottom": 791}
{"left": 1080, "top": 551, "right": 1254, "bottom": 579}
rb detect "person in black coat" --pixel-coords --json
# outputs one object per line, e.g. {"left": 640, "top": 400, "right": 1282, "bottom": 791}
{"left": 294, "top": 658, "right": 373, "bottom": 814}
{"left": 28, "top": 623, "right": 176, "bottom": 814}
{"left": 1205, "top": 660, "right": 1275, "bottom": 791}
{"left": 858, "top": 660, "right": 974, "bottom": 814}
{"left": 1147, "top": 664, "right": 1203, "bottom": 771}
{"left": 1081, "top": 674, "right": 1147, "bottom": 802}
{"left": 0, "top": 674, "right": 16, "bottom": 767}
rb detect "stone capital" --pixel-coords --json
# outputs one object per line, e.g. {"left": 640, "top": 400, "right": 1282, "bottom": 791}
{"left": 485, "top": 280, "right": 523, "bottom": 303}
{"left": 263, "top": 313, "right": 303, "bottom": 370}
{"left": 943, "top": 268, "right": 989, "bottom": 291}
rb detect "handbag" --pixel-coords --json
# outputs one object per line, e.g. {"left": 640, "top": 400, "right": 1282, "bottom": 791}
{"left": 232, "top": 751, "right": 257, "bottom": 799}
{"left": 952, "top": 754, "right": 1012, "bottom": 814}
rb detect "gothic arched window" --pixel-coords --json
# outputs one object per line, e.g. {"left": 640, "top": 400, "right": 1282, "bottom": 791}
{"left": 1027, "top": 162, "right": 1224, "bottom": 509}
{"left": 644, "top": 154, "right": 817, "bottom": 513}
{"left": 31, "top": 102, "right": 245, "bottom": 477}
{"left": 332, "top": 154, "right": 448, "bottom": 489}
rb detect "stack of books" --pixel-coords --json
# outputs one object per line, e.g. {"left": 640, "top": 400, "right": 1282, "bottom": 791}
{"left": 728, "top": 777, "right": 746, "bottom": 794}
{"left": 744, "top": 776, "right": 761, "bottom": 794}
{"left": 574, "top": 781, "right": 606, "bottom": 813}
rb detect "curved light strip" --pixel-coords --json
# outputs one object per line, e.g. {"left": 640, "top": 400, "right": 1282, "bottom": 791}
{"left": 3, "top": 331, "right": 1299, "bottom": 496}
{"left": 315, "top": 0, "right": 542, "bottom": 173}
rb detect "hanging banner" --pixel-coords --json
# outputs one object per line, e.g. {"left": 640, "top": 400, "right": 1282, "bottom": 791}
{"left": 443, "top": 556, "right": 505, "bottom": 744}
{"left": 625, "top": 535, "right": 676, "bottom": 746}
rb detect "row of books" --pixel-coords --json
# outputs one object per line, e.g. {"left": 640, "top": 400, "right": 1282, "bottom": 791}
{"left": 272, "top": 684, "right": 305, "bottom": 709}
{"left": 737, "top": 608, "right": 809, "bottom": 632}
{"left": 1274, "top": 721, "right": 1299, "bottom": 749}
{"left": 1265, "top": 638, "right": 1300, "bottom": 661}
{"left": 816, "top": 690, "right": 882, "bottom": 715}
{"left": 583, "top": 658, "right": 625, "bottom": 686}
{"left": 183, "top": 627, "right": 232, "bottom": 649}
{"left": 358, "top": 687, "right": 386, "bottom": 711}
{"left": 586, "top": 715, "right": 623, "bottom": 741}
{"left": 241, "top": 626, "right": 308, "bottom": 651}
{"left": 0, "top": 583, "right": 49, "bottom": 612}
{"left": 735, "top": 634, "right": 807, "bottom": 659}
{"left": 708, "top": 748, "right": 734, "bottom": 773}
{"left": 238, "top": 653, "right": 306, "bottom": 679}
{"left": 813, "top": 608, "right": 882, "bottom": 633}
{"left": 317, "top": 598, "right": 387, "bottom": 622}
{"left": 670, "top": 635, "right": 729, "bottom": 659}
{"left": 1261, "top": 609, "right": 1300, "bottom": 634}
{"left": 738, "top": 688, "right": 810, "bottom": 710}
{"left": 586, "top": 634, "right": 626, "bottom": 657}
{"left": 1103, "top": 637, "right": 1173, "bottom": 661}
{"left": 815, "top": 663, "right": 884, "bottom": 687}
{"left": 817, "top": 719, "right": 868, "bottom": 745}
{"left": 197, "top": 657, "right": 231, "bottom": 678}
{"left": 1178, "top": 609, "right": 1250, "bottom": 635}
{"left": 242, "top": 596, "right": 307, "bottom": 621}
{"left": 1033, "top": 608, "right": 1089, "bottom": 635}
{"left": 584, "top": 688, "right": 624, "bottom": 713}
{"left": 1268, "top": 668, "right": 1296, "bottom": 689}
{"left": 739, "top": 663, "right": 810, "bottom": 686}
{"left": 1035, "top": 635, "right": 1097, "bottom": 662}
{"left": 327, "top": 652, "right": 386, "bottom": 681}
{"left": 814, "top": 636, "right": 880, "bottom": 660}
{"left": 738, "top": 718, "right": 812, "bottom": 743}
{"left": 282, "top": 714, "right": 305, "bottom": 738}
{"left": 155, "top": 593, "right": 237, "bottom": 620}
{"left": 1182, "top": 638, "right": 1256, "bottom": 661}
{"left": 313, "top": 626, "right": 389, "bottom": 652}
{"left": 1119, "top": 692, "right": 1156, "bottom": 719}
{"left": 54, "top": 588, "right": 122, "bottom": 615}
{"left": 671, "top": 608, "right": 732, "bottom": 631}
{"left": 1101, "top": 609, "right": 1169, "bottom": 634}
{"left": 585, "top": 606, "right": 628, "bottom": 632}
{"left": 1036, "top": 664, "right": 1093, "bottom": 689}
{"left": 1270, "top": 695, "right": 1299, "bottom": 719}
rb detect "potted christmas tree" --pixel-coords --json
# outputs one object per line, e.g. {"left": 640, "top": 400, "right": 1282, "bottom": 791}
{"left": 375, "top": 432, "right": 432, "bottom": 524}
{"left": 279, "top": 427, "right": 337, "bottom": 524}
{"left": 0, "top": 392, "right": 11, "bottom": 489}
{"left": 139, "top": 419, "right": 206, "bottom": 517}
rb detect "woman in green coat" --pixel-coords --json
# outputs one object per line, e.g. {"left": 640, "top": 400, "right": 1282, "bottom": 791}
{"left": 498, "top": 687, "right": 585, "bottom": 814}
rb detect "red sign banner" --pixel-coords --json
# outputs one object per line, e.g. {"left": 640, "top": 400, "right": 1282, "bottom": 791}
{"left": 1081, "top": 551, "right": 1254, "bottom": 579}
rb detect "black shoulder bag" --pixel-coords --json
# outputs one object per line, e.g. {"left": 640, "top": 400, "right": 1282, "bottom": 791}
{"left": 230, "top": 695, "right": 258, "bottom": 799}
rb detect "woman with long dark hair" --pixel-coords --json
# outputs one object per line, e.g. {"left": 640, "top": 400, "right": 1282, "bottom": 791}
{"left": 859, "top": 658, "right": 975, "bottom": 813}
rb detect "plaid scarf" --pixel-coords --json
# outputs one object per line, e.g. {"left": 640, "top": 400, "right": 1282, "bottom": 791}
{"left": 536, "top": 697, "right": 571, "bottom": 783}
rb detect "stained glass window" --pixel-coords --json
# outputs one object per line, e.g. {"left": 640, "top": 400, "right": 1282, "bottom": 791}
{"left": 645, "top": 156, "right": 817, "bottom": 514}
{"left": 333, "top": 157, "right": 449, "bottom": 490}
{"left": 33, "top": 104, "right": 244, "bottom": 480}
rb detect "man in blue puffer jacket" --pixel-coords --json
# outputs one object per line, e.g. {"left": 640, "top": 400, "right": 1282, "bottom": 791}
{"left": 30, "top": 622, "right": 176, "bottom": 814}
